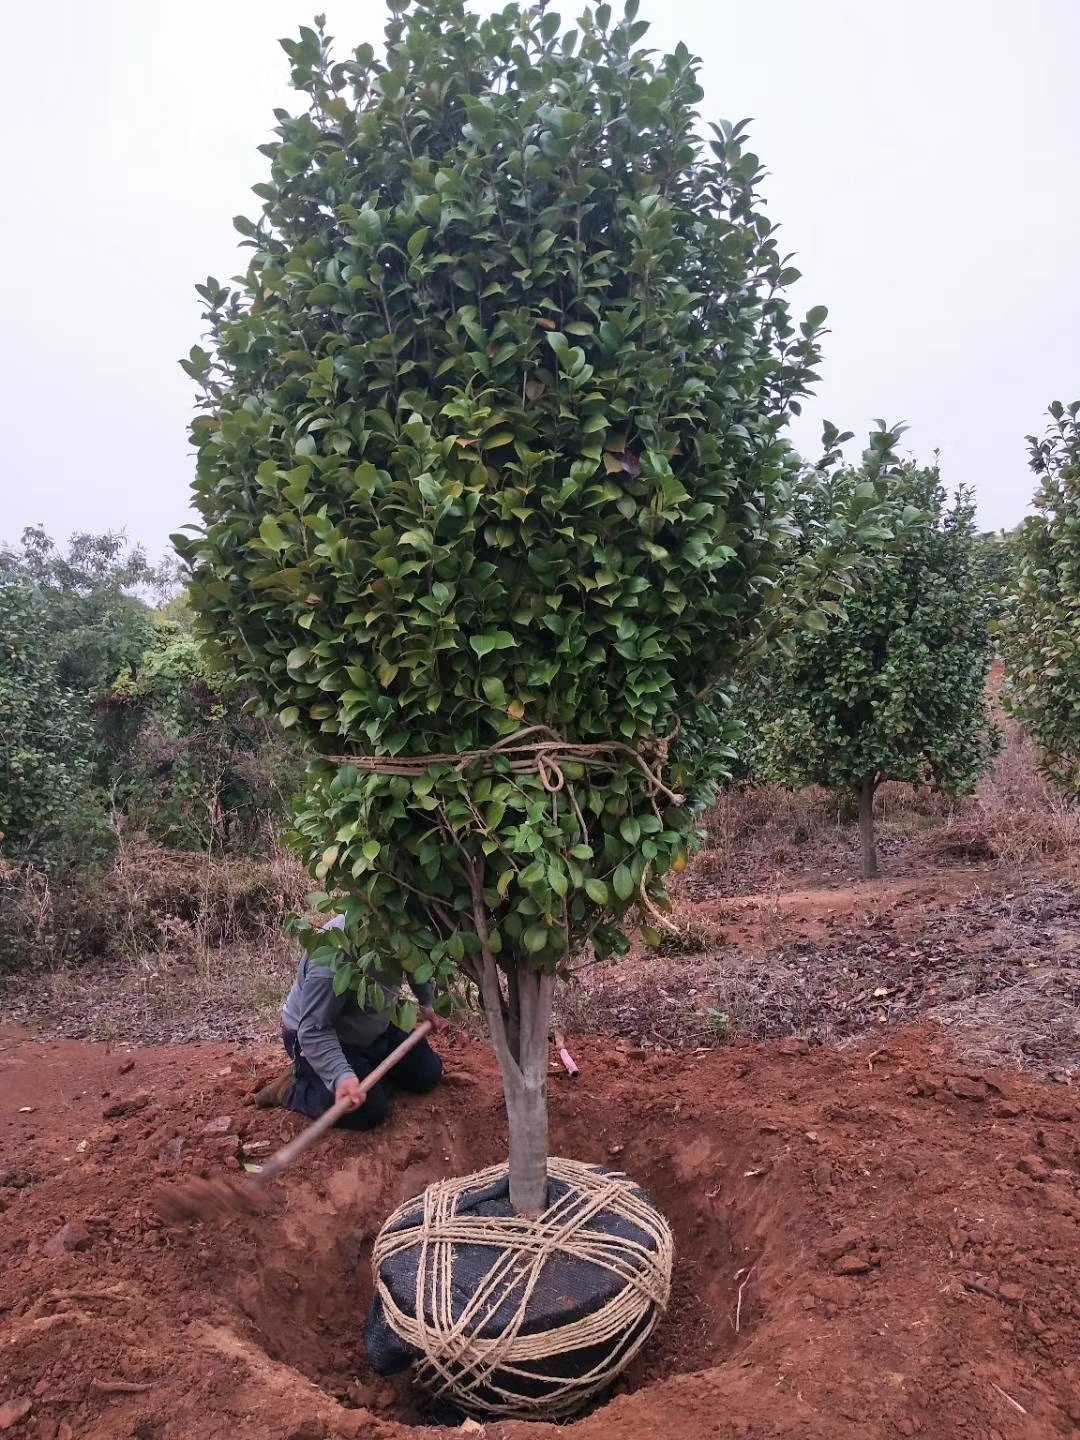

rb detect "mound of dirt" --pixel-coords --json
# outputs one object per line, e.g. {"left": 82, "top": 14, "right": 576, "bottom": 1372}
{"left": 0, "top": 1023, "right": 1078, "bottom": 1439}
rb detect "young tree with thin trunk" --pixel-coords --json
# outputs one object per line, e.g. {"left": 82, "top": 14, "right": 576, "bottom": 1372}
{"left": 753, "top": 425, "right": 999, "bottom": 881}
{"left": 999, "top": 401, "right": 1080, "bottom": 796}
{"left": 176, "top": 0, "right": 827, "bottom": 1215}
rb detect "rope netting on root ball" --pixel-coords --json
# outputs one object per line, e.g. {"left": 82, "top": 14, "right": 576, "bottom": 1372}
{"left": 365, "top": 1157, "right": 674, "bottom": 1420}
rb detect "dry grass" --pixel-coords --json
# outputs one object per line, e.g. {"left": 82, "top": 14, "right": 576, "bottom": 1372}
{"left": 963, "top": 724, "right": 1080, "bottom": 863}
{"left": 1, "top": 934, "right": 300, "bottom": 1046}
{"left": 686, "top": 721, "right": 1080, "bottom": 893}
{"left": 2, "top": 829, "right": 308, "bottom": 967}
{"left": 0, "top": 833, "right": 310, "bottom": 1043}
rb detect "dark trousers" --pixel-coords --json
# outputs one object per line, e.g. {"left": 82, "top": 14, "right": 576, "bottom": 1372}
{"left": 281, "top": 1024, "right": 442, "bottom": 1131}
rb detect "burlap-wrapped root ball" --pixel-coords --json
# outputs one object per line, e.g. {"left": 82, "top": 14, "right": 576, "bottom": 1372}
{"left": 365, "top": 1157, "right": 673, "bottom": 1420}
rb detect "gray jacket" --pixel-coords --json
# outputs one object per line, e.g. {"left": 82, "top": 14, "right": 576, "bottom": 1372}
{"left": 281, "top": 916, "right": 434, "bottom": 1091}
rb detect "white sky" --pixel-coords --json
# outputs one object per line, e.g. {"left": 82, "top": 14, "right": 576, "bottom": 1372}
{"left": 4, "top": 1, "right": 1078, "bottom": 558}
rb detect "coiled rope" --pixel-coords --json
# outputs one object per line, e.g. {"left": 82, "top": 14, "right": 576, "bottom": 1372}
{"left": 371, "top": 1157, "right": 674, "bottom": 1419}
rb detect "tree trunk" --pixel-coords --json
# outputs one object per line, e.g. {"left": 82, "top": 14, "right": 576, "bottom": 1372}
{"left": 503, "top": 967, "right": 553, "bottom": 1214}
{"left": 857, "top": 777, "right": 879, "bottom": 880}
{"left": 468, "top": 867, "right": 554, "bottom": 1215}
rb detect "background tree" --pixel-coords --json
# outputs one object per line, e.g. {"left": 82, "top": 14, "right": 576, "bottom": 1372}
{"left": 0, "top": 527, "right": 179, "bottom": 871}
{"left": 102, "top": 610, "right": 304, "bottom": 854}
{"left": 0, "top": 526, "right": 293, "bottom": 883}
{"left": 975, "top": 525, "right": 1019, "bottom": 624}
{"left": 177, "top": 0, "right": 828, "bottom": 1213}
{"left": 0, "top": 579, "right": 109, "bottom": 871}
{"left": 0, "top": 527, "right": 176, "bottom": 695}
{"left": 999, "top": 400, "right": 1080, "bottom": 794}
{"left": 755, "top": 424, "right": 1000, "bottom": 879}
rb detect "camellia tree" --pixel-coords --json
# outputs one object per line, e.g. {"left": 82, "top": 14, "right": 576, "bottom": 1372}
{"left": 755, "top": 424, "right": 1000, "bottom": 880}
{"left": 999, "top": 401, "right": 1080, "bottom": 795}
{"left": 177, "top": 0, "right": 830, "bottom": 1213}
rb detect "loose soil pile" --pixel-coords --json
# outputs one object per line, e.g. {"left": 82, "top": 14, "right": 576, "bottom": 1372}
{"left": 1, "top": 1022, "right": 1077, "bottom": 1439}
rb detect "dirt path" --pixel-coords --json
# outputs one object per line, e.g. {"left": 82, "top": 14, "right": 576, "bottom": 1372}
{"left": 1, "top": 1022, "right": 1077, "bottom": 1439}
{"left": 678, "top": 863, "right": 1015, "bottom": 948}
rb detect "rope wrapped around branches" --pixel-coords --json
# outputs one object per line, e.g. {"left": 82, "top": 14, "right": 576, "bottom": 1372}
{"left": 325, "top": 724, "right": 685, "bottom": 807}
{"left": 370, "top": 1157, "right": 674, "bottom": 1418}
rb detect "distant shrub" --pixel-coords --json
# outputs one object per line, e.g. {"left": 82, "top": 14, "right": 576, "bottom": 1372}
{"left": 999, "top": 401, "right": 1080, "bottom": 795}
{"left": 0, "top": 580, "right": 113, "bottom": 874}
{"left": 101, "top": 619, "right": 304, "bottom": 854}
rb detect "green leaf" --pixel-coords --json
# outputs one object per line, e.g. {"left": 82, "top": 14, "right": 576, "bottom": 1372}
{"left": 802, "top": 610, "right": 830, "bottom": 633}
{"left": 470, "top": 631, "right": 516, "bottom": 657}
{"left": 279, "top": 706, "right": 300, "bottom": 729}
{"left": 613, "top": 865, "right": 634, "bottom": 901}
{"left": 407, "top": 226, "right": 432, "bottom": 258}
{"left": 259, "top": 516, "right": 289, "bottom": 551}
{"left": 524, "top": 924, "right": 549, "bottom": 953}
{"left": 619, "top": 817, "right": 641, "bottom": 845}
{"left": 585, "top": 878, "right": 609, "bottom": 905}
{"left": 362, "top": 840, "right": 381, "bottom": 861}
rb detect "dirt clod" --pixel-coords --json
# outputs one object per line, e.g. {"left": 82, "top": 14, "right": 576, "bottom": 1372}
{"left": 102, "top": 1091, "right": 151, "bottom": 1120}
{"left": 833, "top": 1254, "right": 873, "bottom": 1276}
{"left": 1017, "top": 1153, "right": 1052, "bottom": 1181}
{"left": 0, "top": 1400, "right": 32, "bottom": 1431}
{"left": 945, "top": 1074, "right": 989, "bottom": 1101}
{"left": 157, "top": 1137, "right": 185, "bottom": 1171}
{"left": 43, "top": 1222, "right": 92, "bottom": 1256}
{"left": 819, "top": 1229, "right": 864, "bottom": 1264}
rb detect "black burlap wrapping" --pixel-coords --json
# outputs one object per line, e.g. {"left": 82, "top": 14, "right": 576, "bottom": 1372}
{"left": 365, "top": 1157, "right": 673, "bottom": 1420}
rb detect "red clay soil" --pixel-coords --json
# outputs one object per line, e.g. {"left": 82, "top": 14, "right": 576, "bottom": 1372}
{"left": 0, "top": 1022, "right": 1078, "bottom": 1440}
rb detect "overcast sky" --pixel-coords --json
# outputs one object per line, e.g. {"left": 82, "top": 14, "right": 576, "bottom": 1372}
{"left": 5, "top": 0, "right": 1077, "bottom": 559}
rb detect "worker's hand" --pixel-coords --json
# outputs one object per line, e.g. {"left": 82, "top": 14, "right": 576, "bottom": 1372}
{"left": 421, "top": 1005, "right": 449, "bottom": 1034}
{"left": 335, "top": 1074, "right": 366, "bottom": 1109}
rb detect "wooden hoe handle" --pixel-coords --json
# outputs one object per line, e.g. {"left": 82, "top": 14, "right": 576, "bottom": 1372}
{"left": 258, "top": 1020, "right": 434, "bottom": 1184}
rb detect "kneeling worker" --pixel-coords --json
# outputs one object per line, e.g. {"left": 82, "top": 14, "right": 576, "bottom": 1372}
{"left": 265, "top": 914, "right": 447, "bottom": 1129}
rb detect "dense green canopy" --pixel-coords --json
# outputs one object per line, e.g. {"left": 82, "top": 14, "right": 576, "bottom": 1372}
{"left": 1000, "top": 401, "right": 1080, "bottom": 794}
{"left": 178, "top": 0, "right": 827, "bottom": 992}
{"left": 177, "top": 0, "right": 833, "bottom": 1208}
{"left": 752, "top": 426, "right": 999, "bottom": 875}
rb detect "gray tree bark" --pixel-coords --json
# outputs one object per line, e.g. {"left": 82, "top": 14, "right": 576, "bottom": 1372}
{"left": 858, "top": 776, "right": 879, "bottom": 880}
{"left": 469, "top": 865, "right": 554, "bottom": 1215}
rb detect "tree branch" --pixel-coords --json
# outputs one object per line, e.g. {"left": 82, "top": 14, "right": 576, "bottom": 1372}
{"left": 466, "top": 859, "right": 522, "bottom": 1086}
